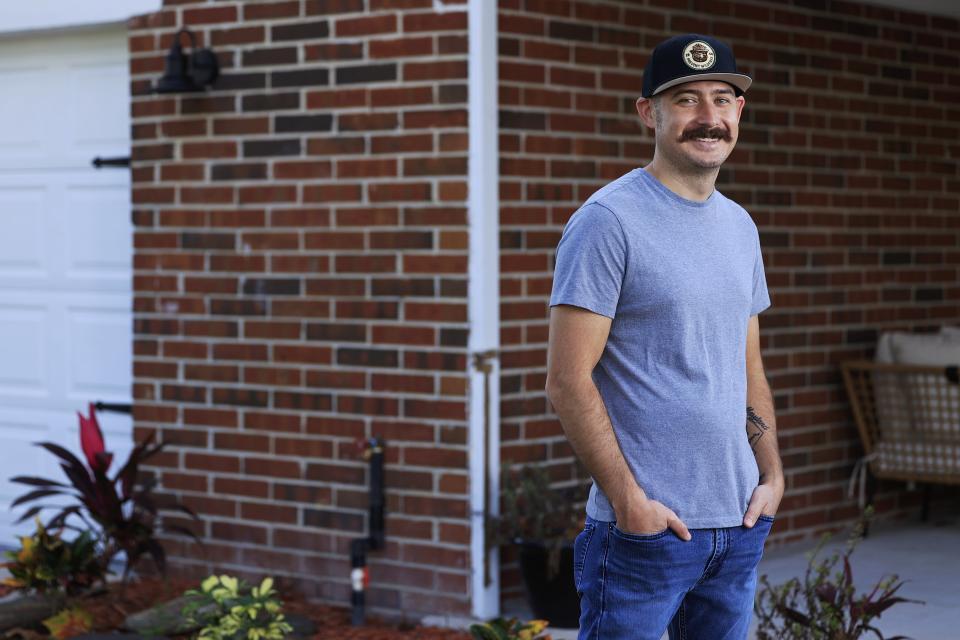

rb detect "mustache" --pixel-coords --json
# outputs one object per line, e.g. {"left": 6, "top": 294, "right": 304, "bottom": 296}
{"left": 679, "top": 126, "right": 732, "bottom": 142}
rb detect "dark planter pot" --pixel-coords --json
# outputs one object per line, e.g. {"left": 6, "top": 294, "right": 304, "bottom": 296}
{"left": 516, "top": 541, "right": 581, "bottom": 629}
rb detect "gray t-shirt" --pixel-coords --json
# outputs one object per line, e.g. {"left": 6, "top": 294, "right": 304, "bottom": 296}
{"left": 549, "top": 167, "right": 771, "bottom": 529}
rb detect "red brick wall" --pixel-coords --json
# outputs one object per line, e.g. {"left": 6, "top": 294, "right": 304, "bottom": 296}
{"left": 499, "top": 0, "right": 959, "bottom": 602}
{"left": 127, "top": 0, "right": 960, "bottom": 620}
{"left": 128, "top": 0, "right": 472, "bottom": 618}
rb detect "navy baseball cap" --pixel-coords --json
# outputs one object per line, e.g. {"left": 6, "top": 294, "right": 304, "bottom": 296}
{"left": 641, "top": 34, "right": 752, "bottom": 98}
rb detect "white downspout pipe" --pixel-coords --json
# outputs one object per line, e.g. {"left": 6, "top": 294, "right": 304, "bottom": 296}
{"left": 467, "top": 0, "right": 499, "bottom": 621}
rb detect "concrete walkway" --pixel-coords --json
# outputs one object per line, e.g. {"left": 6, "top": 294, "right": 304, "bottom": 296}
{"left": 483, "top": 509, "right": 960, "bottom": 640}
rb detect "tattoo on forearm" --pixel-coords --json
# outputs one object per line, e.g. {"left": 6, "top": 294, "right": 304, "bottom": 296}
{"left": 746, "top": 405, "right": 770, "bottom": 451}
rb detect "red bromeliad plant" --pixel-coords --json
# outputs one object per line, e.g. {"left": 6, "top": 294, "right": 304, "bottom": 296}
{"left": 79, "top": 405, "right": 113, "bottom": 474}
{"left": 10, "top": 402, "right": 200, "bottom": 581}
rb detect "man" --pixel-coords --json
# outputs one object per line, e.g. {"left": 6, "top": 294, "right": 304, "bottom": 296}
{"left": 545, "top": 34, "right": 784, "bottom": 639}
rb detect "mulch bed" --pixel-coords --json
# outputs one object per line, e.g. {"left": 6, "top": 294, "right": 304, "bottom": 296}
{"left": 2, "top": 578, "right": 472, "bottom": 640}
{"left": 281, "top": 599, "right": 471, "bottom": 640}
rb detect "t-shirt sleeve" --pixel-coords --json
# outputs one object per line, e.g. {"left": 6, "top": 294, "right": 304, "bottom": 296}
{"left": 751, "top": 230, "right": 771, "bottom": 316}
{"left": 549, "top": 202, "right": 626, "bottom": 319}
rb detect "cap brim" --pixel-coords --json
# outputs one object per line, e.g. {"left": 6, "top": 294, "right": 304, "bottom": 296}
{"left": 651, "top": 73, "right": 753, "bottom": 96}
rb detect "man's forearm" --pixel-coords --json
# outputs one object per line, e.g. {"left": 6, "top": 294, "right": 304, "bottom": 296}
{"left": 746, "top": 372, "right": 783, "bottom": 487}
{"left": 546, "top": 376, "right": 645, "bottom": 512}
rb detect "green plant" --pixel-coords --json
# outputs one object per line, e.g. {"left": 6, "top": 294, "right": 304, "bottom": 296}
{"left": 182, "top": 575, "right": 293, "bottom": 640}
{"left": 42, "top": 606, "right": 94, "bottom": 640}
{"left": 487, "top": 463, "right": 587, "bottom": 577}
{"left": 43, "top": 607, "right": 93, "bottom": 640}
{"left": 1, "top": 516, "right": 104, "bottom": 595}
{"left": 469, "top": 617, "right": 551, "bottom": 640}
{"left": 754, "top": 505, "right": 923, "bottom": 640}
{"left": 10, "top": 402, "right": 200, "bottom": 579}
{"left": 488, "top": 464, "right": 587, "bottom": 545}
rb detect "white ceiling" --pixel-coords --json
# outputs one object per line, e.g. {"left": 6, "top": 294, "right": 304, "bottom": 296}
{"left": 860, "top": 0, "right": 960, "bottom": 18}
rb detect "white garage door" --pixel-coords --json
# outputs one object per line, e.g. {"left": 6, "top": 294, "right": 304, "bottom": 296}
{"left": 0, "top": 25, "right": 132, "bottom": 545}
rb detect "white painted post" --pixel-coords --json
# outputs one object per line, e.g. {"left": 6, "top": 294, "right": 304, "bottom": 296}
{"left": 467, "top": 0, "right": 500, "bottom": 621}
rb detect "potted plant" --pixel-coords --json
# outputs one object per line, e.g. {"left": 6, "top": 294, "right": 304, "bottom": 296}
{"left": 488, "top": 463, "right": 588, "bottom": 629}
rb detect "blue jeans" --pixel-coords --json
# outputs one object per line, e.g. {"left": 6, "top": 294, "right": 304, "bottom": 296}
{"left": 574, "top": 514, "right": 775, "bottom": 640}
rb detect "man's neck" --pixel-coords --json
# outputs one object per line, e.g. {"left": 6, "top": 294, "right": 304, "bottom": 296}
{"left": 643, "top": 158, "right": 718, "bottom": 202}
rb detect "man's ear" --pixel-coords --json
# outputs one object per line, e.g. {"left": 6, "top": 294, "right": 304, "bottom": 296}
{"left": 736, "top": 95, "right": 746, "bottom": 120}
{"left": 636, "top": 96, "right": 657, "bottom": 130}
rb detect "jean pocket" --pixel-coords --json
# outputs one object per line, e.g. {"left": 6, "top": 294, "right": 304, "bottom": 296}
{"left": 573, "top": 522, "right": 596, "bottom": 592}
{"left": 757, "top": 514, "right": 775, "bottom": 523}
{"left": 611, "top": 523, "right": 670, "bottom": 541}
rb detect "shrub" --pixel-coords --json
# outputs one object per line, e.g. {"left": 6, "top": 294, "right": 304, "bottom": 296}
{"left": 1, "top": 517, "right": 104, "bottom": 595}
{"left": 486, "top": 463, "right": 587, "bottom": 578}
{"left": 182, "top": 575, "right": 293, "bottom": 640}
{"left": 10, "top": 402, "right": 200, "bottom": 579}
{"left": 42, "top": 607, "right": 94, "bottom": 640}
{"left": 469, "top": 617, "right": 551, "bottom": 640}
{"left": 488, "top": 465, "right": 586, "bottom": 546}
{"left": 754, "top": 505, "right": 924, "bottom": 640}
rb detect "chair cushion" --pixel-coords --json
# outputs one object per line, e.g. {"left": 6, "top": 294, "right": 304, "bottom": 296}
{"left": 939, "top": 326, "right": 960, "bottom": 340}
{"left": 889, "top": 331, "right": 960, "bottom": 366}
{"left": 874, "top": 330, "right": 959, "bottom": 364}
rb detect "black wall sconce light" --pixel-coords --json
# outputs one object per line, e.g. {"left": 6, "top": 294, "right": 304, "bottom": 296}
{"left": 152, "top": 27, "right": 219, "bottom": 93}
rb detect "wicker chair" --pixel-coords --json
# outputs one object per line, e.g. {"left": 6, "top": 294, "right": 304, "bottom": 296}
{"left": 841, "top": 360, "right": 960, "bottom": 531}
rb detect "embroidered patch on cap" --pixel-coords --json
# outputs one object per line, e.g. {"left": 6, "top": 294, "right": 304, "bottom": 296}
{"left": 682, "top": 40, "right": 716, "bottom": 70}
